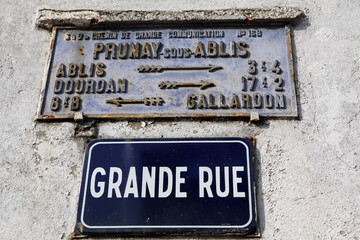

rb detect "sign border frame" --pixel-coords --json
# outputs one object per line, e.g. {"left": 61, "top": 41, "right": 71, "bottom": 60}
{"left": 80, "top": 139, "right": 254, "bottom": 229}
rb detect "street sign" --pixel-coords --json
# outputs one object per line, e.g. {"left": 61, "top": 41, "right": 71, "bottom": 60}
{"left": 73, "top": 138, "right": 257, "bottom": 237}
{"left": 37, "top": 26, "right": 297, "bottom": 120}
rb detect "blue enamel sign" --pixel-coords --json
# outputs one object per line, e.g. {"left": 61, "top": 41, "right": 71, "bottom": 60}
{"left": 74, "top": 138, "right": 256, "bottom": 236}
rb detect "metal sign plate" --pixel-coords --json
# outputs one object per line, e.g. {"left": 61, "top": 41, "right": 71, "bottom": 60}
{"left": 74, "top": 138, "right": 256, "bottom": 236}
{"left": 37, "top": 26, "right": 297, "bottom": 120}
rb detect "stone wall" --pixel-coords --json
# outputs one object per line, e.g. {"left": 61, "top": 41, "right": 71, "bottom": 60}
{"left": 0, "top": 0, "right": 359, "bottom": 239}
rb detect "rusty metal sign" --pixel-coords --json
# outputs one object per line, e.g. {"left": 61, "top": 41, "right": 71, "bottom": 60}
{"left": 37, "top": 26, "right": 297, "bottom": 120}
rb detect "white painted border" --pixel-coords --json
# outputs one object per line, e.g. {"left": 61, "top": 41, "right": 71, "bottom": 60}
{"left": 80, "top": 140, "right": 253, "bottom": 229}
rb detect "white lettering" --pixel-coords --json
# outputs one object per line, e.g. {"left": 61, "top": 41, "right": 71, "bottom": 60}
{"left": 124, "top": 167, "right": 139, "bottom": 198}
{"left": 87, "top": 166, "right": 245, "bottom": 199}
{"left": 215, "top": 166, "right": 229, "bottom": 197}
{"left": 90, "top": 167, "right": 106, "bottom": 198}
{"left": 141, "top": 167, "right": 156, "bottom": 198}
{"left": 158, "top": 167, "right": 173, "bottom": 198}
{"left": 175, "top": 167, "right": 187, "bottom": 198}
{"left": 107, "top": 167, "right": 122, "bottom": 198}
{"left": 232, "top": 166, "right": 245, "bottom": 197}
{"left": 199, "top": 167, "right": 213, "bottom": 198}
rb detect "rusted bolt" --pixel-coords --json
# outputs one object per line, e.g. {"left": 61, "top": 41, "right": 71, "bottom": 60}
{"left": 91, "top": 17, "right": 99, "bottom": 24}
{"left": 246, "top": 15, "right": 253, "bottom": 21}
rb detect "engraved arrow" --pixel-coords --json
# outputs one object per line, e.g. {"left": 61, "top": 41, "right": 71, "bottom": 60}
{"left": 137, "top": 65, "right": 223, "bottom": 73}
{"left": 158, "top": 80, "right": 215, "bottom": 90}
{"left": 106, "top": 97, "right": 164, "bottom": 107}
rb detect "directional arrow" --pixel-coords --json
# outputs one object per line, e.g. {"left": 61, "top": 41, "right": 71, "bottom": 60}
{"left": 137, "top": 65, "right": 223, "bottom": 73}
{"left": 106, "top": 97, "right": 164, "bottom": 107}
{"left": 158, "top": 80, "right": 215, "bottom": 90}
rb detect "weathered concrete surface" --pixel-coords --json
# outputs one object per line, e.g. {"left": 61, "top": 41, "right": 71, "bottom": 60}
{"left": 0, "top": 1, "right": 359, "bottom": 240}
{"left": 36, "top": 7, "right": 303, "bottom": 30}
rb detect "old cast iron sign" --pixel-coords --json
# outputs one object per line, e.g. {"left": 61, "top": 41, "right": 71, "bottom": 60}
{"left": 37, "top": 26, "right": 297, "bottom": 120}
{"left": 73, "top": 138, "right": 256, "bottom": 236}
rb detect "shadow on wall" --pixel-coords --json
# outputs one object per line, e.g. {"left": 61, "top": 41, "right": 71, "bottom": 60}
{"left": 254, "top": 146, "right": 265, "bottom": 236}
{"left": 291, "top": 12, "right": 311, "bottom": 121}
{"left": 251, "top": 13, "right": 312, "bottom": 235}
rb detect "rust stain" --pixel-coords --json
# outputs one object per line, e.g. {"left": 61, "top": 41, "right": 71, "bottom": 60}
{"left": 50, "top": 40, "right": 54, "bottom": 51}
{"left": 79, "top": 46, "right": 85, "bottom": 56}
{"left": 50, "top": 29, "right": 56, "bottom": 51}
{"left": 83, "top": 138, "right": 96, "bottom": 152}
{"left": 287, "top": 31, "right": 295, "bottom": 79}
{"left": 91, "top": 17, "right": 99, "bottom": 24}
{"left": 247, "top": 136, "right": 256, "bottom": 149}
{"left": 36, "top": 111, "right": 298, "bottom": 121}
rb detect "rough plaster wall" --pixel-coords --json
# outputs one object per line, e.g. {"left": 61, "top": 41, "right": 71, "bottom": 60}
{"left": 0, "top": 0, "right": 359, "bottom": 240}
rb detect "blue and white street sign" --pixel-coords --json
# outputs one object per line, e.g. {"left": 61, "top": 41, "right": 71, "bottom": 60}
{"left": 74, "top": 138, "right": 256, "bottom": 236}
